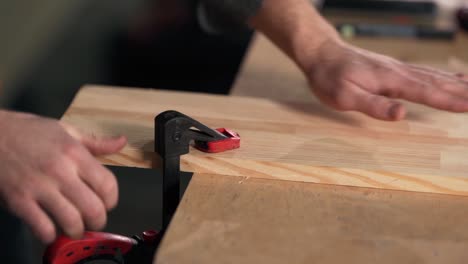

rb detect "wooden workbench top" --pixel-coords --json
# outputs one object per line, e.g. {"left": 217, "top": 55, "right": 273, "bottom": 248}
{"left": 155, "top": 173, "right": 468, "bottom": 264}
{"left": 63, "top": 84, "right": 468, "bottom": 196}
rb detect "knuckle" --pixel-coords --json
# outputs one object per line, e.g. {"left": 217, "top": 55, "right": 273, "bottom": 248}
{"left": 40, "top": 157, "right": 76, "bottom": 184}
{"left": 62, "top": 142, "right": 84, "bottom": 161}
{"left": 40, "top": 158, "right": 65, "bottom": 177}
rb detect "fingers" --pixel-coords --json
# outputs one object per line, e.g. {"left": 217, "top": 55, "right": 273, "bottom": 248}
{"left": 61, "top": 177, "right": 108, "bottom": 231}
{"left": 406, "top": 66, "right": 468, "bottom": 99}
{"left": 311, "top": 44, "right": 468, "bottom": 119}
{"left": 60, "top": 122, "right": 127, "bottom": 156}
{"left": 408, "top": 64, "right": 462, "bottom": 80}
{"left": 80, "top": 135, "right": 127, "bottom": 156}
{"left": 409, "top": 64, "right": 468, "bottom": 84}
{"left": 356, "top": 94, "right": 406, "bottom": 121}
{"left": 374, "top": 64, "right": 468, "bottom": 113}
{"left": 398, "top": 78, "right": 468, "bottom": 112}
{"left": 38, "top": 189, "right": 84, "bottom": 239}
{"left": 59, "top": 143, "right": 118, "bottom": 213}
{"left": 78, "top": 157, "right": 119, "bottom": 210}
{"left": 8, "top": 197, "right": 55, "bottom": 244}
{"left": 35, "top": 144, "right": 115, "bottom": 241}
{"left": 341, "top": 82, "right": 406, "bottom": 121}
{"left": 56, "top": 123, "right": 120, "bottom": 229}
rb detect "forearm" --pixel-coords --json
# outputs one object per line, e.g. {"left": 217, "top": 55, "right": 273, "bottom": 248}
{"left": 248, "top": 0, "right": 342, "bottom": 73}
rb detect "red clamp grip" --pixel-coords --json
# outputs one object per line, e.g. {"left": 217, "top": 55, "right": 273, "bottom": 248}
{"left": 43, "top": 232, "right": 136, "bottom": 264}
{"left": 43, "top": 230, "right": 160, "bottom": 264}
{"left": 194, "top": 128, "right": 240, "bottom": 153}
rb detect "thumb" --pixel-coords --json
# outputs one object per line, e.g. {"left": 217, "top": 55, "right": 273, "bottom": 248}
{"left": 348, "top": 87, "right": 406, "bottom": 121}
{"left": 60, "top": 122, "right": 127, "bottom": 155}
{"left": 80, "top": 134, "right": 127, "bottom": 156}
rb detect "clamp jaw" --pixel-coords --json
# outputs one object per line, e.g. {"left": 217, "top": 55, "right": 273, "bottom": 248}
{"left": 43, "top": 110, "right": 240, "bottom": 264}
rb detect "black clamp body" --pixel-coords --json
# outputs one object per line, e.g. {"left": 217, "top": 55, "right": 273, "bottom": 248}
{"left": 155, "top": 110, "right": 229, "bottom": 229}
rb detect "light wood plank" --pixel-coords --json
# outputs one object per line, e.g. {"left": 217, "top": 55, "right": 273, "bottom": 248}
{"left": 155, "top": 173, "right": 468, "bottom": 264}
{"left": 62, "top": 85, "right": 468, "bottom": 196}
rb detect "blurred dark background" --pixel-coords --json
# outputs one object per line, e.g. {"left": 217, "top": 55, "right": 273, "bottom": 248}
{"left": 0, "top": 0, "right": 252, "bottom": 118}
{"left": 0, "top": 0, "right": 252, "bottom": 262}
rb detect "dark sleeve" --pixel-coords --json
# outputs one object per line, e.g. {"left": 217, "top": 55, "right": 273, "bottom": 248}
{"left": 198, "top": 0, "right": 263, "bottom": 34}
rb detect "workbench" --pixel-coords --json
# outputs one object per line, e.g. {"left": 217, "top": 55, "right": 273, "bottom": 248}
{"left": 61, "top": 30, "right": 468, "bottom": 263}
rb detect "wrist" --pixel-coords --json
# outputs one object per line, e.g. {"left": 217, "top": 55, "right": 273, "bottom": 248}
{"left": 249, "top": 0, "right": 344, "bottom": 75}
{"left": 289, "top": 22, "right": 344, "bottom": 75}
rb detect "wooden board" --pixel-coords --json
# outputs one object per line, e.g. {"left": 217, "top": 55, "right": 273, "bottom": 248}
{"left": 155, "top": 173, "right": 468, "bottom": 264}
{"left": 63, "top": 85, "right": 468, "bottom": 196}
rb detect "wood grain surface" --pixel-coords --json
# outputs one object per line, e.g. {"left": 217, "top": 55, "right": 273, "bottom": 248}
{"left": 63, "top": 85, "right": 468, "bottom": 196}
{"left": 155, "top": 173, "right": 468, "bottom": 264}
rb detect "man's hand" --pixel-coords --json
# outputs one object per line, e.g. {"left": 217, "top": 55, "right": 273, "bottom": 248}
{"left": 250, "top": 0, "right": 468, "bottom": 121}
{"left": 0, "top": 110, "right": 127, "bottom": 244}
{"left": 306, "top": 40, "right": 468, "bottom": 121}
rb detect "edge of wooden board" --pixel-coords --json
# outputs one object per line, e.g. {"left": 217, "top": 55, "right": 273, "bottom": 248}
{"left": 65, "top": 85, "right": 468, "bottom": 197}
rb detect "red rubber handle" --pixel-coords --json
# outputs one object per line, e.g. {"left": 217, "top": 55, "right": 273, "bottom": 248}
{"left": 43, "top": 232, "right": 136, "bottom": 264}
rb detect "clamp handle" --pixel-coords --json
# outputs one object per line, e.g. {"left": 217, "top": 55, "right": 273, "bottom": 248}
{"left": 43, "top": 230, "right": 160, "bottom": 264}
